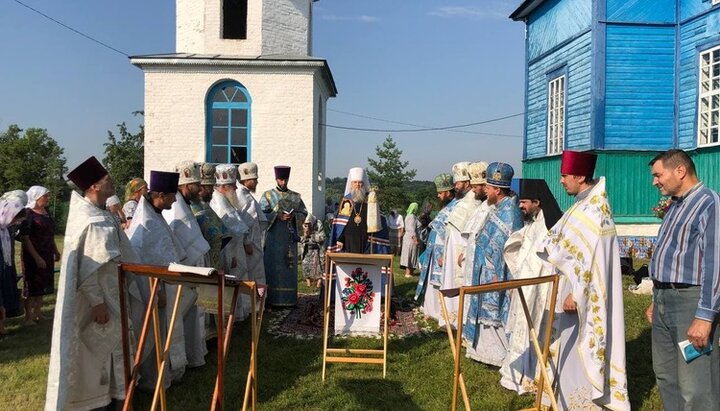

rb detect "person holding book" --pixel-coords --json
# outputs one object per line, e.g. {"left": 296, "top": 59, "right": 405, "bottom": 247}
{"left": 647, "top": 149, "right": 720, "bottom": 410}
{"left": 260, "top": 166, "right": 306, "bottom": 306}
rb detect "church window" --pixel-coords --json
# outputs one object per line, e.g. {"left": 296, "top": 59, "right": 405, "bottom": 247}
{"left": 222, "top": 0, "right": 248, "bottom": 39}
{"left": 547, "top": 74, "right": 565, "bottom": 155}
{"left": 207, "top": 81, "right": 251, "bottom": 164}
{"left": 698, "top": 45, "right": 720, "bottom": 147}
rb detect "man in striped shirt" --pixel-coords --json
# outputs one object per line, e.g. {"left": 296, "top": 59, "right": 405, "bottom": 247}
{"left": 647, "top": 149, "right": 720, "bottom": 411}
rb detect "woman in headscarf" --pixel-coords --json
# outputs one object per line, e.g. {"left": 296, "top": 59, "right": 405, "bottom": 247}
{"left": 19, "top": 186, "right": 60, "bottom": 324}
{"left": 122, "top": 177, "right": 148, "bottom": 225}
{"left": 400, "top": 202, "right": 421, "bottom": 278}
{"left": 0, "top": 190, "right": 28, "bottom": 334}
{"left": 106, "top": 194, "right": 127, "bottom": 227}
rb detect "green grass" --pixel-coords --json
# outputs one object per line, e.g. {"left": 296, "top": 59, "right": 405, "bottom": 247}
{"left": 0, "top": 244, "right": 662, "bottom": 410}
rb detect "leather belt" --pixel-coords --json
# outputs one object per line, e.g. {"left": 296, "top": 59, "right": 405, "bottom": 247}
{"left": 652, "top": 280, "right": 697, "bottom": 290}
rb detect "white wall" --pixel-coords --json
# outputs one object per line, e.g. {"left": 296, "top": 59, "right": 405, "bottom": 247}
{"left": 142, "top": 65, "right": 329, "bottom": 215}
{"left": 176, "top": 0, "right": 311, "bottom": 56}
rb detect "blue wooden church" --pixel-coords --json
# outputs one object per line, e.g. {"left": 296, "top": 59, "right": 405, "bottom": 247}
{"left": 510, "top": 0, "right": 720, "bottom": 231}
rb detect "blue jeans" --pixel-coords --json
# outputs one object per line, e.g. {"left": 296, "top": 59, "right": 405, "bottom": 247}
{"left": 652, "top": 287, "right": 720, "bottom": 411}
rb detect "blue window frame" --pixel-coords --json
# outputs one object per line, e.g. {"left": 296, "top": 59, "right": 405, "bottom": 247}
{"left": 206, "top": 81, "right": 251, "bottom": 164}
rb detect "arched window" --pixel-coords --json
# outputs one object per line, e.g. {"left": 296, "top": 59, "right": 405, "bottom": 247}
{"left": 206, "top": 81, "right": 251, "bottom": 164}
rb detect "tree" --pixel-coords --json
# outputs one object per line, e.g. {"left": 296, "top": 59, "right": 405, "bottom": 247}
{"left": 0, "top": 124, "right": 68, "bottom": 200}
{"left": 103, "top": 111, "right": 144, "bottom": 195}
{"left": 367, "top": 135, "right": 417, "bottom": 212}
{"left": 324, "top": 176, "right": 346, "bottom": 205}
{"left": 0, "top": 124, "right": 69, "bottom": 230}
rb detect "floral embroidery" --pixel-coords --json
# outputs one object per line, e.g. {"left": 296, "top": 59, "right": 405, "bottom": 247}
{"left": 341, "top": 267, "right": 374, "bottom": 318}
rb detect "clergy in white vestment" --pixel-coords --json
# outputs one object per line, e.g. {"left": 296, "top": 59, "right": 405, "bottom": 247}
{"left": 414, "top": 173, "right": 458, "bottom": 321}
{"left": 236, "top": 162, "right": 267, "bottom": 285}
{"left": 126, "top": 171, "right": 190, "bottom": 389}
{"left": 455, "top": 162, "right": 492, "bottom": 336}
{"left": 499, "top": 178, "right": 562, "bottom": 394}
{"left": 210, "top": 164, "right": 251, "bottom": 318}
{"left": 463, "top": 162, "right": 523, "bottom": 366}
{"left": 538, "top": 150, "right": 630, "bottom": 410}
{"left": 436, "top": 162, "right": 480, "bottom": 328}
{"left": 457, "top": 162, "right": 492, "bottom": 283}
{"left": 163, "top": 161, "right": 211, "bottom": 368}
{"left": 45, "top": 157, "right": 140, "bottom": 410}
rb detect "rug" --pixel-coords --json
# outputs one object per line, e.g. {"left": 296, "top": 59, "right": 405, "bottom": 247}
{"left": 265, "top": 293, "right": 429, "bottom": 340}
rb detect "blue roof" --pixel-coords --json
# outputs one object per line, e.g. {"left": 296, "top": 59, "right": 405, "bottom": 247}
{"left": 509, "top": 0, "right": 547, "bottom": 21}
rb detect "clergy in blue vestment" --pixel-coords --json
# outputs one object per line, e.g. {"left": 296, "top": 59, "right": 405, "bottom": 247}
{"left": 414, "top": 173, "right": 458, "bottom": 321}
{"left": 260, "top": 166, "right": 307, "bottom": 306}
{"left": 463, "top": 162, "right": 523, "bottom": 366}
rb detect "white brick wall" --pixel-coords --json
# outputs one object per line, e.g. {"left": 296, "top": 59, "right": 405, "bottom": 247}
{"left": 262, "top": 0, "right": 311, "bottom": 56}
{"left": 176, "top": 0, "right": 311, "bottom": 57}
{"left": 142, "top": 65, "right": 330, "bottom": 216}
{"left": 153, "top": 0, "right": 329, "bottom": 215}
{"left": 176, "top": 0, "right": 204, "bottom": 53}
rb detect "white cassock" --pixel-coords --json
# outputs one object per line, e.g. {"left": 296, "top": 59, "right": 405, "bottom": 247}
{"left": 127, "top": 196, "right": 189, "bottom": 386}
{"left": 438, "top": 194, "right": 481, "bottom": 328}
{"left": 210, "top": 190, "right": 251, "bottom": 318}
{"left": 46, "top": 192, "right": 141, "bottom": 411}
{"left": 538, "top": 178, "right": 629, "bottom": 410}
{"left": 499, "top": 210, "right": 553, "bottom": 394}
{"left": 236, "top": 184, "right": 267, "bottom": 284}
{"left": 457, "top": 201, "right": 493, "bottom": 328}
{"left": 163, "top": 193, "right": 211, "bottom": 367}
{"left": 459, "top": 201, "right": 494, "bottom": 284}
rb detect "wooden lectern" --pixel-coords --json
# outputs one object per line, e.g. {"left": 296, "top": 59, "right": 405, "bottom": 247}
{"left": 117, "top": 263, "right": 266, "bottom": 411}
{"left": 438, "top": 275, "right": 561, "bottom": 411}
{"left": 321, "top": 252, "right": 394, "bottom": 381}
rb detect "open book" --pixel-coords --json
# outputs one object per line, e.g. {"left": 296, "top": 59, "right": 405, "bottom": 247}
{"left": 167, "top": 262, "right": 216, "bottom": 277}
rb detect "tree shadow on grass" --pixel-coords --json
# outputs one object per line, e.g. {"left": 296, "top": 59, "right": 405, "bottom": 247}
{"left": 625, "top": 327, "right": 656, "bottom": 409}
{"left": 133, "top": 311, "right": 322, "bottom": 409}
{"left": 336, "top": 377, "right": 423, "bottom": 411}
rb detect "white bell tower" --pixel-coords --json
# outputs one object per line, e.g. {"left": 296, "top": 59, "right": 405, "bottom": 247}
{"left": 132, "top": 0, "right": 335, "bottom": 217}
{"left": 176, "top": 0, "right": 314, "bottom": 57}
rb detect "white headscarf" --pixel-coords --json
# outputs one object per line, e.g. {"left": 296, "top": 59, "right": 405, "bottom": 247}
{"left": 343, "top": 167, "right": 371, "bottom": 196}
{"left": 0, "top": 191, "right": 28, "bottom": 265}
{"left": 106, "top": 194, "right": 121, "bottom": 207}
{"left": 26, "top": 185, "right": 50, "bottom": 209}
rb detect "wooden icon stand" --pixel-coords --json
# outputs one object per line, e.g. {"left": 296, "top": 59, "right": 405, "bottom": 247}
{"left": 321, "top": 252, "right": 393, "bottom": 381}
{"left": 117, "top": 263, "right": 266, "bottom": 411}
{"left": 439, "top": 275, "right": 561, "bottom": 411}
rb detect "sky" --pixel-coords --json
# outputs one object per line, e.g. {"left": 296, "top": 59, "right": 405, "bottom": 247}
{"left": 0, "top": 0, "right": 526, "bottom": 180}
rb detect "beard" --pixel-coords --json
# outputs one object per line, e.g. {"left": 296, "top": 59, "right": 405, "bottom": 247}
{"left": 439, "top": 195, "right": 453, "bottom": 206}
{"left": 350, "top": 188, "right": 367, "bottom": 203}
{"left": 522, "top": 210, "right": 535, "bottom": 223}
{"left": 223, "top": 190, "right": 241, "bottom": 209}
